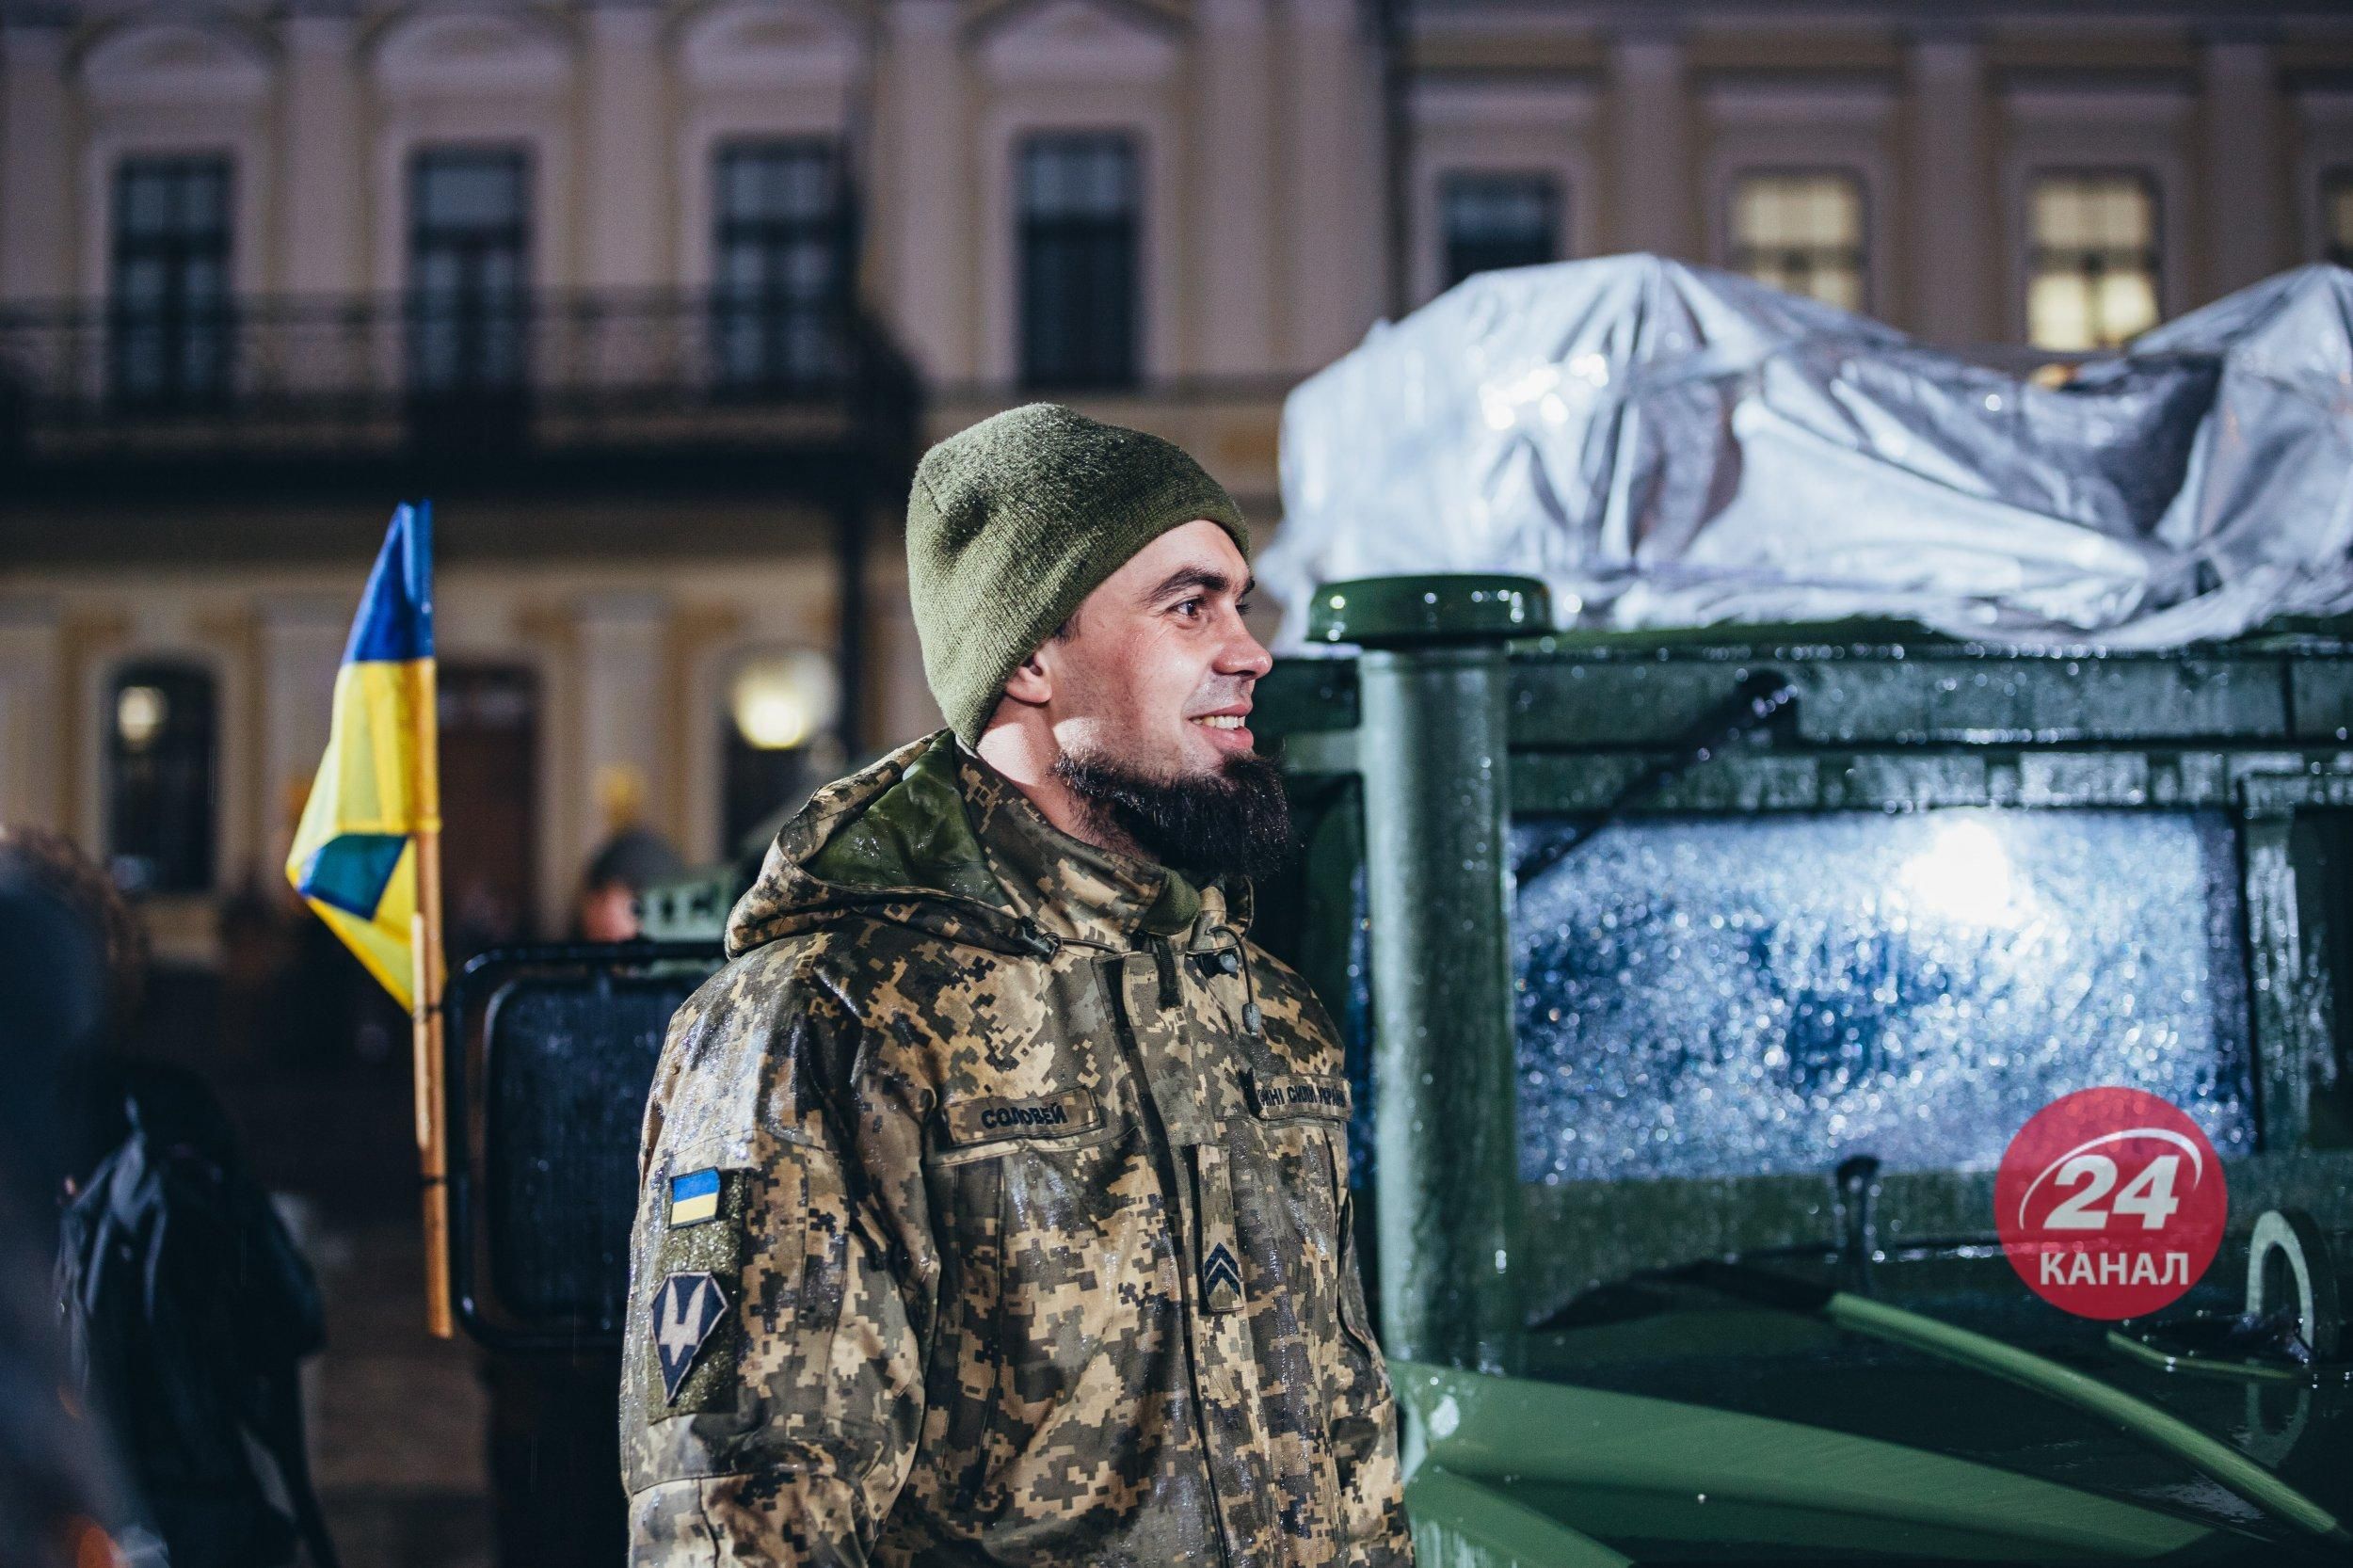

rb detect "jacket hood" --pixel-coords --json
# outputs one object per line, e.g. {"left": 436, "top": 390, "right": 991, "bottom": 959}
{"left": 723, "top": 729, "right": 1238, "bottom": 962}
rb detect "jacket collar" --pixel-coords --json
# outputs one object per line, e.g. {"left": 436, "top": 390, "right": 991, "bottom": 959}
{"left": 955, "top": 744, "right": 1250, "bottom": 950}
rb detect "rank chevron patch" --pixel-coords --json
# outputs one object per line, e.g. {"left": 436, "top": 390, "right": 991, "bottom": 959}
{"left": 1200, "top": 1241, "right": 1243, "bottom": 1312}
{"left": 652, "top": 1271, "right": 732, "bottom": 1403}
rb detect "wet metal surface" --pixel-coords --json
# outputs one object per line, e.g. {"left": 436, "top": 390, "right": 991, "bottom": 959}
{"left": 480, "top": 968, "right": 708, "bottom": 1334}
{"left": 1356, "top": 641, "right": 1525, "bottom": 1372}
{"left": 1511, "top": 808, "right": 2255, "bottom": 1184}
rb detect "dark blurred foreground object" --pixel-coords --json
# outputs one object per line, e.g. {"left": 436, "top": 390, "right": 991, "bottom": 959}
{"left": 0, "top": 1208, "right": 123, "bottom": 1568}
{"left": 58, "top": 1063, "right": 340, "bottom": 1568}
{"left": 445, "top": 943, "right": 720, "bottom": 1568}
{"left": 0, "top": 824, "right": 151, "bottom": 1565}
{"left": 0, "top": 824, "right": 147, "bottom": 1224}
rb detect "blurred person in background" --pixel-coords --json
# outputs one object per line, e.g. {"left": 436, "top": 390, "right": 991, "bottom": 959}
{"left": 0, "top": 825, "right": 338, "bottom": 1568}
{"left": 0, "top": 824, "right": 138, "bottom": 1568}
{"left": 575, "top": 827, "right": 685, "bottom": 943}
{"left": 0, "top": 824, "right": 145, "bottom": 1225}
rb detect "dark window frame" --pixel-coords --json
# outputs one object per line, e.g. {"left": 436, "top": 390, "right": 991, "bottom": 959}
{"left": 1724, "top": 165, "right": 1871, "bottom": 312}
{"left": 1017, "top": 131, "right": 1143, "bottom": 392}
{"left": 107, "top": 153, "right": 235, "bottom": 411}
{"left": 2025, "top": 165, "right": 2165, "bottom": 350}
{"left": 710, "top": 137, "right": 845, "bottom": 394}
{"left": 406, "top": 145, "right": 534, "bottom": 398}
{"left": 1439, "top": 169, "right": 1562, "bottom": 289}
{"left": 105, "top": 660, "right": 218, "bottom": 896}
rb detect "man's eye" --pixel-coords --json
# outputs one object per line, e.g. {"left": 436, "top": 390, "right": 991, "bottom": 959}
{"left": 1236, "top": 600, "right": 1253, "bottom": 616}
{"left": 1173, "top": 599, "right": 1203, "bottom": 617}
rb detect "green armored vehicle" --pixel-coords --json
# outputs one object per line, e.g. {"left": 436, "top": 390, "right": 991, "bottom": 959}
{"left": 1242, "top": 579, "right": 2353, "bottom": 1565}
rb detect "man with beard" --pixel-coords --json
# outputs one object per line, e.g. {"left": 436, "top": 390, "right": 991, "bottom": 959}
{"left": 620, "top": 404, "right": 1412, "bottom": 1566}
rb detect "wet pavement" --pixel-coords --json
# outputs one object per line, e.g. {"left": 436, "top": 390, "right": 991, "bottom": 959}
{"left": 307, "top": 1217, "right": 491, "bottom": 1568}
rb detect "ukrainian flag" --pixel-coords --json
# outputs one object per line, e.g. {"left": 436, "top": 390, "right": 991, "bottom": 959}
{"left": 286, "top": 503, "right": 439, "bottom": 1011}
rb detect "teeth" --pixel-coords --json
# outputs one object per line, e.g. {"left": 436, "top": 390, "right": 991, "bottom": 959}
{"left": 1193, "top": 714, "right": 1244, "bottom": 729}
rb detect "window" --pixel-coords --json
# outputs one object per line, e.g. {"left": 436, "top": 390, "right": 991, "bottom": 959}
{"left": 1441, "top": 172, "right": 1561, "bottom": 288}
{"left": 1729, "top": 170, "right": 1866, "bottom": 312}
{"left": 2027, "top": 171, "right": 2160, "bottom": 351}
{"left": 2324, "top": 170, "right": 2353, "bottom": 268}
{"left": 1018, "top": 134, "right": 1140, "bottom": 390}
{"left": 408, "top": 148, "right": 530, "bottom": 394}
{"left": 712, "top": 141, "right": 842, "bottom": 392}
{"left": 109, "top": 156, "right": 232, "bottom": 408}
{"left": 438, "top": 664, "right": 539, "bottom": 956}
{"left": 107, "top": 663, "right": 216, "bottom": 895}
{"left": 1511, "top": 809, "right": 2253, "bottom": 1183}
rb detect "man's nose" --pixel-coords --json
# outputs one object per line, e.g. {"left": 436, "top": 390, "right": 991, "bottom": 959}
{"left": 1219, "top": 615, "right": 1274, "bottom": 680}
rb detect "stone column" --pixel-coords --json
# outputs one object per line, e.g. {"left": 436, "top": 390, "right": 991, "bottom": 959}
{"left": 1609, "top": 32, "right": 1694, "bottom": 260}
{"left": 1195, "top": 0, "right": 1276, "bottom": 376}
{"left": 573, "top": 593, "right": 673, "bottom": 859}
{"left": 1285, "top": 0, "right": 1382, "bottom": 371}
{"left": 1907, "top": 35, "right": 1993, "bottom": 345}
{"left": 257, "top": 598, "right": 350, "bottom": 872}
{"left": 1, "top": 23, "right": 73, "bottom": 302}
{"left": 581, "top": 2, "right": 668, "bottom": 292}
{"left": 883, "top": 0, "right": 971, "bottom": 381}
{"left": 0, "top": 603, "right": 62, "bottom": 830}
{"left": 280, "top": 12, "right": 365, "bottom": 296}
{"left": 2201, "top": 38, "right": 2281, "bottom": 301}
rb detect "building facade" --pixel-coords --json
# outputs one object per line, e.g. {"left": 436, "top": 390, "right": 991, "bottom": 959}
{"left": 5, "top": 0, "right": 2353, "bottom": 961}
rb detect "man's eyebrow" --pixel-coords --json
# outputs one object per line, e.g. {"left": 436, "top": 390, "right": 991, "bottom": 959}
{"left": 1139, "top": 566, "right": 1250, "bottom": 604}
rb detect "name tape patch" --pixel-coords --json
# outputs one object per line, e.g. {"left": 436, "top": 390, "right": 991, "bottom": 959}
{"left": 1247, "top": 1072, "right": 1353, "bottom": 1122}
{"left": 943, "top": 1087, "right": 1101, "bottom": 1146}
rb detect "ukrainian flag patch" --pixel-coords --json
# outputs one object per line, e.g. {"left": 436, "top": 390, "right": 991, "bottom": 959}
{"left": 668, "top": 1168, "right": 722, "bottom": 1228}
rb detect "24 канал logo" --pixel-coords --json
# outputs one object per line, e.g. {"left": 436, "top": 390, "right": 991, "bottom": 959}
{"left": 1995, "top": 1086, "right": 2227, "bottom": 1320}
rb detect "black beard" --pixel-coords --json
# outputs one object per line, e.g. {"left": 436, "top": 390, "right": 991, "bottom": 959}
{"left": 1049, "top": 746, "right": 1294, "bottom": 884}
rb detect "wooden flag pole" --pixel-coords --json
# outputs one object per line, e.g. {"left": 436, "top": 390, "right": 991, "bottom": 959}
{"left": 409, "top": 660, "right": 454, "bottom": 1339}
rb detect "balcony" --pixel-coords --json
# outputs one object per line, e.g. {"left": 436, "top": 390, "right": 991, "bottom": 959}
{"left": 0, "top": 288, "right": 922, "bottom": 508}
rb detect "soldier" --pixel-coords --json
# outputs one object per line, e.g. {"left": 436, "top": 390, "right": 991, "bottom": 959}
{"left": 620, "top": 403, "right": 1413, "bottom": 1566}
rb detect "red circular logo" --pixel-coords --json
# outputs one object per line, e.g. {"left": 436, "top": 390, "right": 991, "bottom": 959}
{"left": 1995, "top": 1087, "right": 2226, "bottom": 1320}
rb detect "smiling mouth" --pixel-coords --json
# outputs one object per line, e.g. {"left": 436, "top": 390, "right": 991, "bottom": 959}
{"left": 1191, "top": 715, "right": 1246, "bottom": 729}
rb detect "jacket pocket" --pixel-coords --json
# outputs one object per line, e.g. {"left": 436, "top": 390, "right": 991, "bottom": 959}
{"left": 935, "top": 1153, "right": 1006, "bottom": 1512}
{"left": 945, "top": 1110, "right": 1177, "bottom": 1518}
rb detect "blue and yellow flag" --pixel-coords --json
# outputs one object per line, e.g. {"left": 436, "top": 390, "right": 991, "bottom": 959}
{"left": 286, "top": 503, "right": 439, "bottom": 1011}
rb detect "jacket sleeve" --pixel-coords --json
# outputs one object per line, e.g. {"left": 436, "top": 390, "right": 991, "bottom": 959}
{"left": 1335, "top": 1194, "right": 1416, "bottom": 1566}
{"left": 619, "top": 954, "right": 936, "bottom": 1566}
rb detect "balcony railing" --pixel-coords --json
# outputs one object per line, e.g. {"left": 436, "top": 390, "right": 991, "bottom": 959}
{"left": 0, "top": 287, "right": 920, "bottom": 472}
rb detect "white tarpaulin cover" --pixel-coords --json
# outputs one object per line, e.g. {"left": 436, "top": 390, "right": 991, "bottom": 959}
{"left": 1264, "top": 255, "right": 2353, "bottom": 649}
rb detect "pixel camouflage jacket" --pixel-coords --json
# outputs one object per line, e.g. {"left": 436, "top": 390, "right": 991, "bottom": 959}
{"left": 620, "top": 730, "right": 1413, "bottom": 1567}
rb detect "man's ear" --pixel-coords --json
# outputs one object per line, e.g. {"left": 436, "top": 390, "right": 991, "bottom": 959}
{"left": 1000, "top": 648, "right": 1053, "bottom": 707}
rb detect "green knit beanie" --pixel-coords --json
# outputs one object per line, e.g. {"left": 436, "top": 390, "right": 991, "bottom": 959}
{"left": 906, "top": 403, "right": 1251, "bottom": 744}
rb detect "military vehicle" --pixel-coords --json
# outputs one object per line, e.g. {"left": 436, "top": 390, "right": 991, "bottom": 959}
{"left": 442, "top": 570, "right": 2353, "bottom": 1564}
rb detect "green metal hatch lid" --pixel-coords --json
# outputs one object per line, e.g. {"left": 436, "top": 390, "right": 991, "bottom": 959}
{"left": 1306, "top": 575, "right": 1550, "bottom": 648}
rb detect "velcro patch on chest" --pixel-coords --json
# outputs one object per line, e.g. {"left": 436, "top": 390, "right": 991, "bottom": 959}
{"left": 1245, "top": 1070, "right": 1353, "bottom": 1122}
{"left": 941, "top": 1087, "right": 1101, "bottom": 1146}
